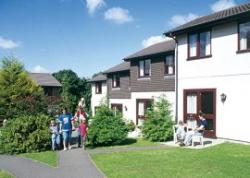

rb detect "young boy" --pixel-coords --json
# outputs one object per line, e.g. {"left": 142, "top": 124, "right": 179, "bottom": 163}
{"left": 78, "top": 119, "right": 88, "bottom": 149}
{"left": 50, "top": 120, "right": 60, "bottom": 151}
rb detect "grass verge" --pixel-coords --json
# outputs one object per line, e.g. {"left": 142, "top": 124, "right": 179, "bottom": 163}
{"left": 19, "top": 151, "right": 58, "bottom": 167}
{"left": 0, "top": 170, "right": 13, "bottom": 178}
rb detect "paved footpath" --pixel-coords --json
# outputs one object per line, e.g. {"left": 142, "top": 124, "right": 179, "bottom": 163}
{"left": 0, "top": 148, "right": 105, "bottom": 178}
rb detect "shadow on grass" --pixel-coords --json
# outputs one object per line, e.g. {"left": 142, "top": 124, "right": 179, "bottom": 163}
{"left": 86, "top": 138, "right": 137, "bottom": 150}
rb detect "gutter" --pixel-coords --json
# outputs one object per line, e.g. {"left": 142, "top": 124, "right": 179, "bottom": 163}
{"left": 165, "top": 33, "right": 178, "bottom": 123}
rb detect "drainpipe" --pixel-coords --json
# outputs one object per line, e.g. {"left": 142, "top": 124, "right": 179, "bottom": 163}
{"left": 165, "top": 33, "right": 178, "bottom": 123}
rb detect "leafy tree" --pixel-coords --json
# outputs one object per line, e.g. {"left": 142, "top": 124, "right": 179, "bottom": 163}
{"left": 88, "top": 105, "right": 128, "bottom": 146}
{"left": 0, "top": 57, "right": 46, "bottom": 121}
{"left": 53, "top": 70, "right": 91, "bottom": 113}
{"left": 142, "top": 96, "right": 174, "bottom": 142}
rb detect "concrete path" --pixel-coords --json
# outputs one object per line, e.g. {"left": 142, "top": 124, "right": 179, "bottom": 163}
{"left": 0, "top": 148, "right": 105, "bottom": 178}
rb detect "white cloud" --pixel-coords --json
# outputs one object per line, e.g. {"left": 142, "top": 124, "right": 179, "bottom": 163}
{"left": 211, "top": 0, "right": 236, "bottom": 12}
{"left": 32, "top": 65, "right": 50, "bottom": 73}
{"left": 169, "top": 13, "right": 198, "bottom": 27}
{"left": 86, "top": 0, "right": 105, "bottom": 14}
{"left": 0, "top": 36, "right": 20, "bottom": 49}
{"left": 142, "top": 35, "right": 171, "bottom": 48}
{"left": 104, "top": 7, "right": 134, "bottom": 24}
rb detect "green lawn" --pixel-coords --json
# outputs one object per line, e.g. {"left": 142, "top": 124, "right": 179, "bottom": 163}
{"left": 87, "top": 138, "right": 159, "bottom": 150}
{"left": 91, "top": 143, "right": 250, "bottom": 178}
{"left": 0, "top": 170, "right": 13, "bottom": 178}
{"left": 19, "top": 151, "right": 58, "bottom": 167}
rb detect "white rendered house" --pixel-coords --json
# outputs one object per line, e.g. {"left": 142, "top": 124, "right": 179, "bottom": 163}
{"left": 165, "top": 3, "right": 250, "bottom": 142}
{"left": 89, "top": 73, "right": 107, "bottom": 116}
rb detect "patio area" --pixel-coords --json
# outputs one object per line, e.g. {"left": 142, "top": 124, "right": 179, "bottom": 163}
{"left": 162, "top": 138, "right": 226, "bottom": 149}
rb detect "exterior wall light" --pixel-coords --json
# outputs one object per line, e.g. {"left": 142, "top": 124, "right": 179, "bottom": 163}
{"left": 220, "top": 93, "right": 227, "bottom": 103}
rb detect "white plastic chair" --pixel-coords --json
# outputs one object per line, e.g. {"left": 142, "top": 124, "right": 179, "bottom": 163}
{"left": 173, "top": 125, "right": 178, "bottom": 143}
{"left": 192, "top": 134, "right": 204, "bottom": 146}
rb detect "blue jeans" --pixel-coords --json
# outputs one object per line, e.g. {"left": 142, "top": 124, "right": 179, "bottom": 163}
{"left": 51, "top": 134, "right": 60, "bottom": 150}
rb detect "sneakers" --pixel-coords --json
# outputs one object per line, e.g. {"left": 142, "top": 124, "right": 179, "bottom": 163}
{"left": 63, "top": 148, "right": 67, "bottom": 151}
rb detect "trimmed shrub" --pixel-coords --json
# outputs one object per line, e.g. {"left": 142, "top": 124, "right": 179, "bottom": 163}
{"left": 88, "top": 105, "right": 128, "bottom": 146}
{"left": 142, "top": 96, "right": 174, "bottom": 142}
{"left": 0, "top": 114, "right": 51, "bottom": 154}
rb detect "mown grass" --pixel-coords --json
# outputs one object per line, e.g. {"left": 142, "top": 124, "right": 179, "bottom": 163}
{"left": 91, "top": 143, "right": 250, "bottom": 178}
{"left": 19, "top": 151, "right": 58, "bottom": 167}
{"left": 86, "top": 138, "right": 159, "bottom": 150}
{"left": 0, "top": 170, "right": 13, "bottom": 178}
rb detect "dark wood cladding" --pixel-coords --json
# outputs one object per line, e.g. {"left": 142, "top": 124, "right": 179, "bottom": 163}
{"left": 130, "top": 55, "right": 175, "bottom": 92}
{"left": 107, "top": 71, "right": 131, "bottom": 99}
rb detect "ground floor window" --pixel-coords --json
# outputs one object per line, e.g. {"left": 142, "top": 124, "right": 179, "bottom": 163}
{"left": 111, "top": 104, "right": 123, "bottom": 116}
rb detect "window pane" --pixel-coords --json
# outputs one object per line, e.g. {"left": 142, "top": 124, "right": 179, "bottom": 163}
{"left": 138, "top": 102, "right": 145, "bottom": 116}
{"left": 166, "top": 55, "right": 174, "bottom": 65}
{"left": 187, "top": 94, "right": 197, "bottom": 114}
{"left": 201, "top": 92, "right": 214, "bottom": 114}
{"left": 139, "top": 61, "right": 144, "bottom": 76}
{"left": 113, "top": 75, "right": 117, "bottom": 87}
{"left": 144, "top": 59, "right": 151, "bottom": 76}
{"left": 240, "top": 22, "right": 250, "bottom": 50}
{"left": 200, "top": 31, "right": 211, "bottom": 56}
{"left": 189, "top": 34, "right": 197, "bottom": 57}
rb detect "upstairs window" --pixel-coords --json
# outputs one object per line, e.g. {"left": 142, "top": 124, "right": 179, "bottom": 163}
{"left": 112, "top": 74, "right": 120, "bottom": 88}
{"left": 239, "top": 21, "right": 250, "bottom": 51}
{"left": 165, "top": 55, "right": 175, "bottom": 75}
{"left": 95, "top": 82, "right": 102, "bottom": 94}
{"left": 188, "top": 31, "right": 211, "bottom": 59}
{"left": 139, "top": 59, "right": 151, "bottom": 77}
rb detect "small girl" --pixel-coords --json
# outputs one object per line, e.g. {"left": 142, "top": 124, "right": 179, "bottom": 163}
{"left": 50, "top": 120, "right": 60, "bottom": 151}
{"left": 78, "top": 119, "right": 88, "bottom": 149}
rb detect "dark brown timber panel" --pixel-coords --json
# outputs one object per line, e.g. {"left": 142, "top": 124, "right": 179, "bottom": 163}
{"left": 130, "top": 55, "right": 175, "bottom": 92}
{"left": 107, "top": 71, "right": 131, "bottom": 99}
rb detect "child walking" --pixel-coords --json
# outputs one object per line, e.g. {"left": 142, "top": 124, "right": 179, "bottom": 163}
{"left": 78, "top": 119, "right": 88, "bottom": 149}
{"left": 50, "top": 120, "right": 60, "bottom": 151}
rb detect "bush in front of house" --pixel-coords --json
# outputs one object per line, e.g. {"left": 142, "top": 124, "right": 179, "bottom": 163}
{"left": 88, "top": 105, "right": 128, "bottom": 146}
{"left": 0, "top": 114, "right": 51, "bottom": 154}
{"left": 142, "top": 96, "right": 174, "bottom": 142}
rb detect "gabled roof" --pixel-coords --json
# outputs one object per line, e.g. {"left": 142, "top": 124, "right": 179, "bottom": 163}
{"left": 165, "top": 2, "right": 250, "bottom": 36}
{"left": 89, "top": 73, "right": 107, "bottom": 82}
{"left": 124, "top": 40, "right": 175, "bottom": 61}
{"left": 103, "top": 62, "right": 130, "bottom": 74}
{"left": 29, "top": 73, "right": 62, "bottom": 87}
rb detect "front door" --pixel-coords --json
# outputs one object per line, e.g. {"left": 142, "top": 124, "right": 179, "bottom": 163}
{"left": 184, "top": 89, "right": 216, "bottom": 137}
{"left": 136, "top": 99, "right": 152, "bottom": 125}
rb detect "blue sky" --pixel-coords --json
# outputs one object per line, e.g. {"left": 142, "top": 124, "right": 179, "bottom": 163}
{"left": 0, "top": 0, "right": 246, "bottom": 78}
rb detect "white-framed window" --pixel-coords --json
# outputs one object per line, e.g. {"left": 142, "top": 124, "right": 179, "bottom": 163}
{"left": 165, "top": 55, "right": 175, "bottom": 75}
{"left": 112, "top": 73, "right": 120, "bottom": 88}
{"left": 139, "top": 59, "right": 151, "bottom": 77}
{"left": 239, "top": 21, "right": 250, "bottom": 51}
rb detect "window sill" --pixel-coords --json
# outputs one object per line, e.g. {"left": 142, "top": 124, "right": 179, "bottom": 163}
{"left": 164, "top": 75, "right": 175, "bottom": 79}
{"left": 137, "top": 77, "right": 151, "bottom": 81}
{"left": 112, "top": 87, "right": 120, "bottom": 91}
{"left": 236, "top": 49, "right": 250, "bottom": 54}
{"left": 95, "top": 93, "right": 102, "bottom": 94}
{"left": 187, "top": 55, "right": 212, "bottom": 61}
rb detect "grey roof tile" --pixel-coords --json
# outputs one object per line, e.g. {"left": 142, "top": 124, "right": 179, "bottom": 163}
{"left": 29, "top": 73, "right": 62, "bottom": 87}
{"left": 165, "top": 2, "right": 250, "bottom": 36}
{"left": 124, "top": 40, "right": 175, "bottom": 61}
{"left": 89, "top": 73, "right": 107, "bottom": 82}
{"left": 103, "top": 62, "right": 130, "bottom": 74}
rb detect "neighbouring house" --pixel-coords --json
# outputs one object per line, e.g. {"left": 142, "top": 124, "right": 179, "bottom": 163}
{"left": 164, "top": 3, "right": 250, "bottom": 142}
{"left": 123, "top": 40, "right": 176, "bottom": 125}
{"left": 89, "top": 73, "right": 107, "bottom": 116}
{"left": 90, "top": 40, "right": 176, "bottom": 129}
{"left": 29, "top": 73, "right": 62, "bottom": 107}
{"left": 103, "top": 61, "right": 131, "bottom": 120}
